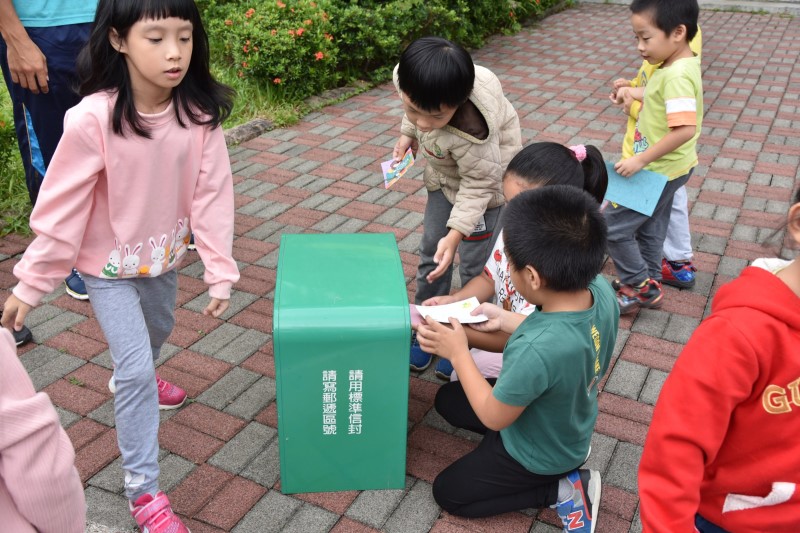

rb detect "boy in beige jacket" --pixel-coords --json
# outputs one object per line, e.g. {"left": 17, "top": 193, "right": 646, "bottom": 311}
{"left": 393, "top": 36, "right": 521, "bottom": 378}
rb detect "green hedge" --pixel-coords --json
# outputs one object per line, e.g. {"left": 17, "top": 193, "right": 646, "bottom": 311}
{"left": 204, "top": 0, "right": 561, "bottom": 103}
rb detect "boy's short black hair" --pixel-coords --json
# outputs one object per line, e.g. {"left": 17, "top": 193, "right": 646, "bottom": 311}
{"left": 630, "top": 0, "right": 699, "bottom": 42}
{"left": 503, "top": 185, "right": 607, "bottom": 292}
{"left": 397, "top": 36, "right": 475, "bottom": 112}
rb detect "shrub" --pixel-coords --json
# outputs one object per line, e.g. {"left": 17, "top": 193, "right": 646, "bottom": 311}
{"left": 206, "top": 0, "right": 339, "bottom": 102}
{"left": 204, "top": 0, "right": 565, "bottom": 103}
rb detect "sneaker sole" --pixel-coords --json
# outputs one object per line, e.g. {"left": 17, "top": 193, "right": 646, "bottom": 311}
{"left": 65, "top": 285, "right": 90, "bottom": 300}
{"left": 434, "top": 370, "right": 451, "bottom": 381}
{"left": 661, "top": 277, "right": 695, "bottom": 289}
{"left": 410, "top": 360, "right": 432, "bottom": 372}
{"left": 587, "top": 470, "right": 601, "bottom": 533}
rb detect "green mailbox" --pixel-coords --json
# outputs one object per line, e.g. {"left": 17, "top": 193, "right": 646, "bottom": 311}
{"left": 274, "top": 233, "right": 410, "bottom": 494}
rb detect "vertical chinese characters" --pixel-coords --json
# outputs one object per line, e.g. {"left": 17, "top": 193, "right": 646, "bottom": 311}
{"left": 322, "top": 370, "right": 337, "bottom": 435}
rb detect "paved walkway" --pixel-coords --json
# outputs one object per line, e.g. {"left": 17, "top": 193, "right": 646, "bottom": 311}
{"left": 1, "top": 4, "right": 798, "bottom": 533}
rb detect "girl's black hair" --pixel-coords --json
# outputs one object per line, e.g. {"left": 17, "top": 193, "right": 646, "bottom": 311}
{"left": 504, "top": 142, "right": 608, "bottom": 204}
{"left": 397, "top": 36, "right": 474, "bottom": 112}
{"left": 77, "top": 0, "right": 234, "bottom": 138}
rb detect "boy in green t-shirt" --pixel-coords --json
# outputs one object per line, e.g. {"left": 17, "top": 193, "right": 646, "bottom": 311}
{"left": 611, "top": 26, "right": 702, "bottom": 290}
{"left": 605, "top": 0, "right": 703, "bottom": 314}
{"left": 416, "top": 185, "right": 618, "bottom": 532}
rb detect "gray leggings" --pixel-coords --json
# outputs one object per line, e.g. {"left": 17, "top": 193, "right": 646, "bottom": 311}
{"left": 82, "top": 270, "right": 177, "bottom": 501}
{"left": 416, "top": 189, "right": 501, "bottom": 304}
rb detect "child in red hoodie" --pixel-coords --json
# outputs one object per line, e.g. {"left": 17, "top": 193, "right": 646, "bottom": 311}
{"left": 638, "top": 188, "right": 800, "bottom": 532}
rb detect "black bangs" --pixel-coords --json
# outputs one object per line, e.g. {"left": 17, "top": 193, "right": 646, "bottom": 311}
{"left": 111, "top": 0, "right": 200, "bottom": 33}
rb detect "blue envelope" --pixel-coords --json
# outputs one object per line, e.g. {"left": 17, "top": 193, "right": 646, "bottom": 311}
{"left": 604, "top": 162, "right": 668, "bottom": 217}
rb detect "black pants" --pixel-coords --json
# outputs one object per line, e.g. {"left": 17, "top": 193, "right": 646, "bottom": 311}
{"left": 432, "top": 380, "right": 569, "bottom": 517}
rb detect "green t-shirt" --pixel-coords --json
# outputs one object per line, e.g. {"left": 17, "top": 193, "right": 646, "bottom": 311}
{"left": 633, "top": 55, "right": 703, "bottom": 179}
{"left": 493, "top": 275, "right": 619, "bottom": 475}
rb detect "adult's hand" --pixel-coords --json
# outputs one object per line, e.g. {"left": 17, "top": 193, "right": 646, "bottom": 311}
{"left": 6, "top": 35, "right": 48, "bottom": 93}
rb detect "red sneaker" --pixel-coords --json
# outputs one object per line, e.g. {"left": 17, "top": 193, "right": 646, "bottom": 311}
{"left": 130, "top": 491, "right": 190, "bottom": 533}
{"left": 616, "top": 279, "right": 663, "bottom": 314}
{"left": 108, "top": 375, "right": 187, "bottom": 410}
{"left": 661, "top": 258, "right": 696, "bottom": 289}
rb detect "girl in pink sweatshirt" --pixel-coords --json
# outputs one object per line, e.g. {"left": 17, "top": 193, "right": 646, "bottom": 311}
{"left": 1, "top": 1, "right": 239, "bottom": 531}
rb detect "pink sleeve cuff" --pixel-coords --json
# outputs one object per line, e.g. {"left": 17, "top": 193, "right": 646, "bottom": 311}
{"left": 12, "top": 282, "right": 46, "bottom": 308}
{"left": 208, "top": 281, "right": 233, "bottom": 301}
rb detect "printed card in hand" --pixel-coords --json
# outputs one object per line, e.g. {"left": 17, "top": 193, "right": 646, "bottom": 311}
{"left": 414, "top": 297, "right": 488, "bottom": 324}
{"left": 381, "top": 147, "right": 415, "bottom": 189}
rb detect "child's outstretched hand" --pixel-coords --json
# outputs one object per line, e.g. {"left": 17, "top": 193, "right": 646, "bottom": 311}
{"left": 615, "top": 155, "right": 646, "bottom": 178}
{"left": 427, "top": 231, "right": 461, "bottom": 282}
{"left": 204, "top": 297, "right": 229, "bottom": 318}
{"left": 1, "top": 294, "right": 32, "bottom": 333}
{"left": 416, "top": 315, "right": 468, "bottom": 363}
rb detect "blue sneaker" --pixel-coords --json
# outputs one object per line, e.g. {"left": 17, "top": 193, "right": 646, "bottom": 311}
{"left": 410, "top": 332, "right": 432, "bottom": 371}
{"left": 661, "top": 258, "right": 696, "bottom": 289}
{"left": 434, "top": 358, "right": 453, "bottom": 381}
{"left": 65, "top": 269, "right": 89, "bottom": 300}
{"left": 554, "top": 469, "right": 601, "bottom": 533}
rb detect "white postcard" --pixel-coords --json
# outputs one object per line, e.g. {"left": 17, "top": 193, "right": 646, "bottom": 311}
{"left": 414, "top": 297, "right": 488, "bottom": 324}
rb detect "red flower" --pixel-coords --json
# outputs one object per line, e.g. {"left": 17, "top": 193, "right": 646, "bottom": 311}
{"left": 314, "top": 51, "right": 324, "bottom": 60}
{"left": 243, "top": 45, "right": 249, "bottom": 53}
{"left": 224, "top": 19, "right": 233, "bottom": 26}
{"left": 245, "top": 8, "right": 255, "bottom": 18}
{"left": 273, "top": 77, "right": 282, "bottom": 84}
{"left": 270, "top": 29, "right": 277, "bottom": 35}
{"left": 324, "top": 33, "right": 333, "bottom": 41}
{"left": 238, "top": 70, "right": 244, "bottom": 78}
{"left": 242, "top": 61, "right": 248, "bottom": 68}
{"left": 296, "top": 27, "right": 305, "bottom": 36}
{"left": 277, "top": 0, "right": 286, "bottom": 7}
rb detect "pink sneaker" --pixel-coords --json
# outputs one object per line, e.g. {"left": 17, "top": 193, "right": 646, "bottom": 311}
{"left": 130, "top": 491, "right": 190, "bottom": 533}
{"left": 108, "top": 375, "right": 187, "bottom": 410}
{"left": 156, "top": 375, "right": 187, "bottom": 410}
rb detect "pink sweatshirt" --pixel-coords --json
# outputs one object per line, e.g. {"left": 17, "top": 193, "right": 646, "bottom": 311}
{"left": 13, "top": 91, "right": 239, "bottom": 306}
{"left": 0, "top": 329, "right": 85, "bottom": 532}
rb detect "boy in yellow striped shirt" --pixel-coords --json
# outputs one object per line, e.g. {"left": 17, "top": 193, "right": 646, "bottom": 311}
{"left": 605, "top": 0, "right": 703, "bottom": 314}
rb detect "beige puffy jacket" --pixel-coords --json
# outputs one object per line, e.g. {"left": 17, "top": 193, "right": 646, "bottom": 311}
{"left": 394, "top": 65, "right": 521, "bottom": 237}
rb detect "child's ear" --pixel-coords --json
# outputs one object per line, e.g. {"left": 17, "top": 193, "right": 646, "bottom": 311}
{"left": 786, "top": 203, "right": 800, "bottom": 246}
{"left": 108, "top": 28, "right": 126, "bottom": 53}
{"left": 525, "top": 265, "right": 543, "bottom": 292}
{"left": 672, "top": 24, "right": 687, "bottom": 42}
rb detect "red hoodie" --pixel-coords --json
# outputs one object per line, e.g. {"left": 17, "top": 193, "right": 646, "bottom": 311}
{"left": 639, "top": 264, "right": 800, "bottom": 533}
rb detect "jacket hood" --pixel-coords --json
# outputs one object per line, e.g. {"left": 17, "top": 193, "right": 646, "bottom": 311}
{"left": 712, "top": 264, "right": 800, "bottom": 331}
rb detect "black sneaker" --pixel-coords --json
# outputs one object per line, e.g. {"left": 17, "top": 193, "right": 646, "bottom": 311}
{"left": 12, "top": 325, "right": 33, "bottom": 346}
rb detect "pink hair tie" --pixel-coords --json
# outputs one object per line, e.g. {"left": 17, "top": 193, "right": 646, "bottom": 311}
{"left": 569, "top": 144, "right": 587, "bottom": 162}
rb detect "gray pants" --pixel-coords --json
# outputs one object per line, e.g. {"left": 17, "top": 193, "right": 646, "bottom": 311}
{"left": 605, "top": 171, "right": 692, "bottom": 286}
{"left": 82, "top": 271, "right": 177, "bottom": 501}
{"left": 416, "top": 189, "right": 501, "bottom": 304}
